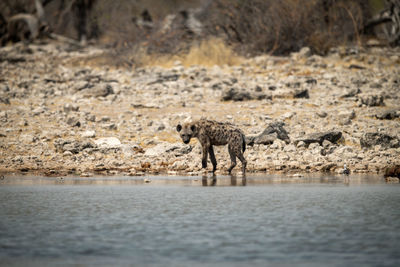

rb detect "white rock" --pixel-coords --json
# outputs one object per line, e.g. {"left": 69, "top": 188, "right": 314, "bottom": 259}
{"left": 296, "top": 141, "right": 306, "bottom": 148}
{"left": 299, "top": 47, "right": 312, "bottom": 58}
{"left": 280, "top": 112, "right": 295, "bottom": 120}
{"left": 94, "top": 137, "right": 121, "bottom": 148}
{"left": 270, "top": 139, "right": 285, "bottom": 150}
{"left": 283, "top": 144, "right": 296, "bottom": 152}
{"left": 32, "top": 107, "right": 46, "bottom": 116}
{"left": 63, "top": 151, "right": 73, "bottom": 156}
{"left": 81, "top": 130, "right": 96, "bottom": 138}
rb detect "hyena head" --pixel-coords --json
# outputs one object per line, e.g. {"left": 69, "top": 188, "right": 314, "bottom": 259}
{"left": 176, "top": 123, "right": 196, "bottom": 144}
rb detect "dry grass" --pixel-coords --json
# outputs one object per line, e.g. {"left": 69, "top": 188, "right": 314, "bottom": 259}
{"left": 69, "top": 38, "right": 243, "bottom": 68}
{"left": 182, "top": 38, "right": 242, "bottom": 67}
{"left": 135, "top": 38, "right": 243, "bottom": 68}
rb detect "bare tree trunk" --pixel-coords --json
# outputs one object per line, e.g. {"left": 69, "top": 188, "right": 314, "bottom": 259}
{"left": 0, "top": 13, "right": 7, "bottom": 45}
{"left": 74, "top": 0, "right": 95, "bottom": 45}
{"left": 35, "top": 0, "right": 46, "bottom": 23}
{"left": 75, "top": 0, "right": 87, "bottom": 44}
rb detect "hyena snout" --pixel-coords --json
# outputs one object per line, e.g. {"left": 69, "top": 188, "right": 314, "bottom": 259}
{"left": 181, "top": 135, "right": 191, "bottom": 144}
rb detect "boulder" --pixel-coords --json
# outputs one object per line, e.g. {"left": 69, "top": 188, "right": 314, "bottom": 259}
{"left": 66, "top": 116, "right": 81, "bottom": 127}
{"left": 375, "top": 110, "right": 399, "bottom": 120}
{"left": 384, "top": 165, "right": 400, "bottom": 178}
{"left": 144, "top": 142, "right": 192, "bottom": 157}
{"left": 360, "top": 133, "right": 400, "bottom": 149}
{"left": 246, "top": 121, "right": 290, "bottom": 146}
{"left": 321, "top": 163, "right": 337, "bottom": 172}
{"left": 221, "top": 87, "right": 270, "bottom": 101}
{"left": 358, "top": 94, "right": 384, "bottom": 106}
{"left": 295, "top": 131, "right": 342, "bottom": 146}
{"left": 338, "top": 110, "right": 356, "bottom": 120}
{"left": 293, "top": 89, "right": 309, "bottom": 99}
{"left": 338, "top": 110, "right": 356, "bottom": 125}
{"left": 82, "top": 84, "right": 114, "bottom": 98}
{"left": 341, "top": 88, "right": 361, "bottom": 98}
{"left": 221, "top": 88, "right": 251, "bottom": 101}
{"left": 54, "top": 139, "right": 96, "bottom": 154}
{"left": 247, "top": 132, "right": 278, "bottom": 146}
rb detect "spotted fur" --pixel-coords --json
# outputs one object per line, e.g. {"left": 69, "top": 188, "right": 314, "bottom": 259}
{"left": 177, "top": 119, "right": 247, "bottom": 174}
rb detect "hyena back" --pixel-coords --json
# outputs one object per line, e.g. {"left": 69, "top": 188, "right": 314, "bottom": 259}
{"left": 176, "top": 119, "right": 247, "bottom": 174}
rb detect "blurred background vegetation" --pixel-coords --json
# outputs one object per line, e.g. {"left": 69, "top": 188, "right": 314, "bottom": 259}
{"left": 0, "top": 0, "right": 392, "bottom": 65}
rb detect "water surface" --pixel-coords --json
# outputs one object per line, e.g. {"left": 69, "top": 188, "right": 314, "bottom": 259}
{"left": 1, "top": 175, "right": 399, "bottom": 266}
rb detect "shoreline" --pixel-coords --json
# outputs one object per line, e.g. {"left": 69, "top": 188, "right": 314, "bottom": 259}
{"left": 0, "top": 166, "right": 390, "bottom": 179}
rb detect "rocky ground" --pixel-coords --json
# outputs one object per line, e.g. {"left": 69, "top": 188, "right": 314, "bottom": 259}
{"left": 0, "top": 42, "right": 399, "bottom": 177}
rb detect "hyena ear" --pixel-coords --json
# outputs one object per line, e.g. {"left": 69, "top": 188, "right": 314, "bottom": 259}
{"left": 190, "top": 125, "right": 196, "bottom": 132}
{"left": 176, "top": 124, "right": 182, "bottom": 132}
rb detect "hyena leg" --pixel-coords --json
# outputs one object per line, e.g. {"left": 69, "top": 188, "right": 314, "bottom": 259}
{"left": 208, "top": 145, "right": 217, "bottom": 173}
{"left": 227, "top": 145, "right": 237, "bottom": 174}
{"left": 201, "top": 144, "right": 209, "bottom": 169}
{"left": 237, "top": 150, "right": 247, "bottom": 175}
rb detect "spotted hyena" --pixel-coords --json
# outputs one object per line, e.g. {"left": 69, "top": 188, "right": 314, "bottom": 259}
{"left": 176, "top": 119, "right": 247, "bottom": 174}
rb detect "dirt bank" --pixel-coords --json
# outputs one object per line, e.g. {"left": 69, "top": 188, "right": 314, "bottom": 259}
{"left": 0, "top": 42, "right": 399, "bottom": 177}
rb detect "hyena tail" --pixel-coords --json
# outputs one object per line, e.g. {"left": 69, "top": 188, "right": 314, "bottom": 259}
{"left": 242, "top": 135, "right": 246, "bottom": 152}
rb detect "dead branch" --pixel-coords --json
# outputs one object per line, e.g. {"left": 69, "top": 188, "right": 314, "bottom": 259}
{"left": 48, "top": 32, "right": 83, "bottom": 47}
